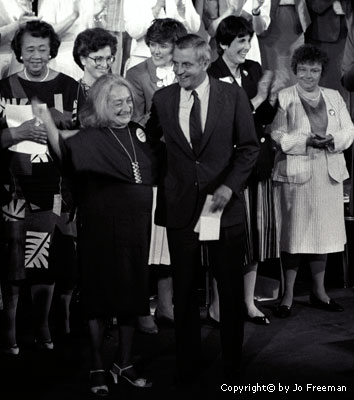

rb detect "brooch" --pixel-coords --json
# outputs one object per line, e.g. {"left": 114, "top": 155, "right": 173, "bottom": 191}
{"left": 328, "top": 109, "right": 335, "bottom": 116}
{"left": 242, "top": 70, "right": 248, "bottom": 76}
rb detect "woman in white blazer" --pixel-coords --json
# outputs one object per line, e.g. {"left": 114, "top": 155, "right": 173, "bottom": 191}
{"left": 271, "top": 44, "right": 354, "bottom": 318}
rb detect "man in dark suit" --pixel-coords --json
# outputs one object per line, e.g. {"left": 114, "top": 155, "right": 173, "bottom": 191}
{"left": 146, "top": 34, "right": 259, "bottom": 383}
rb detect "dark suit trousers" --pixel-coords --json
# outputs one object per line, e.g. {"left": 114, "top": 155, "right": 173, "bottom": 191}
{"left": 167, "top": 222, "right": 245, "bottom": 379}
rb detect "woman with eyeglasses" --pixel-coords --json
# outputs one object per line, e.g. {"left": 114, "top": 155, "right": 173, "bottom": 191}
{"left": 73, "top": 27, "right": 117, "bottom": 101}
{"left": 271, "top": 44, "right": 354, "bottom": 318}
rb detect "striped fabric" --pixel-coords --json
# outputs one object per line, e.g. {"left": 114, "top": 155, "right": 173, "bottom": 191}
{"left": 244, "top": 179, "right": 280, "bottom": 263}
{"left": 271, "top": 85, "right": 354, "bottom": 253}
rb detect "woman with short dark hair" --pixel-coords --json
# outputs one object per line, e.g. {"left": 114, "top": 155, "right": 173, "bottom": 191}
{"left": 272, "top": 44, "right": 354, "bottom": 318}
{"left": 208, "top": 15, "right": 286, "bottom": 326}
{"left": 73, "top": 27, "right": 117, "bottom": 94}
{"left": 126, "top": 18, "right": 187, "bottom": 335}
{"left": 0, "top": 20, "right": 79, "bottom": 355}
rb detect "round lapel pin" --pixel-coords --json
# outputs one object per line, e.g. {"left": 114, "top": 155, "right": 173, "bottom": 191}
{"left": 136, "top": 128, "right": 146, "bottom": 142}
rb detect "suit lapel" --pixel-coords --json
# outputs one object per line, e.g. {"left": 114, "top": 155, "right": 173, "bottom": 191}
{"left": 146, "top": 58, "right": 159, "bottom": 84}
{"left": 197, "top": 78, "right": 224, "bottom": 155}
{"left": 169, "top": 85, "right": 195, "bottom": 157}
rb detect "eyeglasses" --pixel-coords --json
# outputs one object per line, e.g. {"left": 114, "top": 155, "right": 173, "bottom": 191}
{"left": 87, "top": 56, "right": 115, "bottom": 66}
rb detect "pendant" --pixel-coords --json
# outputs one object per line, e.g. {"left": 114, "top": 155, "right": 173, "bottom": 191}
{"left": 132, "top": 161, "right": 142, "bottom": 184}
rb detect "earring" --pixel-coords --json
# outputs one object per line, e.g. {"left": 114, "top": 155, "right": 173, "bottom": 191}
{"left": 49, "top": 55, "right": 52, "bottom": 59}
{"left": 20, "top": 56, "right": 23, "bottom": 60}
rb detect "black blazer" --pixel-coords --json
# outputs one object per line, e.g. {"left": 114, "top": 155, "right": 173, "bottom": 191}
{"left": 146, "top": 76, "right": 259, "bottom": 229}
{"left": 208, "top": 57, "right": 277, "bottom": 181}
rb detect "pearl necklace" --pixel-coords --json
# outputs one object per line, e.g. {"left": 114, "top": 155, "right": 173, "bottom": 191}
{"left": 24, "top": 66, "right": 50, "bottom": 82}
{"left": 107, "top": 127, "right": 142, "bottom": 184}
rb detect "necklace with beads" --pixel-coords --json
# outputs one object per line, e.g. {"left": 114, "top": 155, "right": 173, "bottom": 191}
{"left": 107, "top": 127, "right": 142, "bottom": 184}
{"left": 24, "top": 66, "right": 50, "bottom": 82}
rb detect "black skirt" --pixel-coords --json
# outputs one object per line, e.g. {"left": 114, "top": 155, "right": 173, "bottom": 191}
{"left": 77, "top": 181, "right": 152, "bottom": 319}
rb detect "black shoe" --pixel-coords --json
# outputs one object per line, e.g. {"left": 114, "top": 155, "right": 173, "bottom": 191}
{"left": 273, "top": 305, "right": 292, "bottom": 318}
{"left": 245, "top": 315, "right": 270, "bottom": 325}
{"left": 154, "top": 310, "right": 174, "bottom": 327}
{"left": 206, "top": 312, "right": 220, "bottom": 328}
{"left": 309, "top": 293, "right": 344, "bottom": 312}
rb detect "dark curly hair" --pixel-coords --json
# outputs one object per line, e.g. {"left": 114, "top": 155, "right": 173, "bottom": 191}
{"left": 73, "top": 28, "right": 118, "bottom": 70}
{"left": 215, "top": 16, "right": 254, "bottom": 48}
{"left": 291, "top": 44, "right": 329, "bottom": 75}
{"left": 11, "top": 20, "right": 61, "bottom": 63}
{"left": 144, "top": 18, "right": 187, "bottom": 46}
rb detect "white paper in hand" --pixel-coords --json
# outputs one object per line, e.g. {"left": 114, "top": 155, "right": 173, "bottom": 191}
{"left": 194, "top": 194, "right": 223, "bottom": 241}
{"left": 7, "top": 104, "right": 47, "bottom": 155}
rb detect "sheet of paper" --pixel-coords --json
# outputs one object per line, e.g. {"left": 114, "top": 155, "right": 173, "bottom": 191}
{"left": 194, "top": 194, "right": 223, "bottom": 241}
{"left": 7, "top": 104, "right": 47, "bottom": 155}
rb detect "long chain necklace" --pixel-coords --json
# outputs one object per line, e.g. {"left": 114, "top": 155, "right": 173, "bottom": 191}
{"left": 24, "top": 66, "right": 50, "bottom": 82}
{"left": 107, "top": 127, "right": 142, "bottom": 184}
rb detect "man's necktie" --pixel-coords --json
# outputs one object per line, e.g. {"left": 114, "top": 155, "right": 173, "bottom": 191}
{"left": 189, "top": 90, "right": 202, "bottom": 153}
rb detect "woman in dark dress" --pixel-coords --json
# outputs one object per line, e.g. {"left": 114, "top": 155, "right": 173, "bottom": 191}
{"left": 35, "top": 73, "right": 157, "bottom": 396}
{"left": 208, "top": 16, "right": 285, "bottom": 325}
{"left": 0, "top": 20, "right": 78, "bottom": 355}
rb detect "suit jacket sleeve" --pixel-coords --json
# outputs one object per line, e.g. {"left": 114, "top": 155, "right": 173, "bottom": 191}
{"left": 223, "top": 86, "right": 260, "bottom": 194}
{"left": 341, "top": 16, "right": 354, "bottom": 91}
{"left": 126, "top": 66, "right": 147, "bottom": 126}
{"left": 145, "top": 93, "right": 164, "bottom": 144}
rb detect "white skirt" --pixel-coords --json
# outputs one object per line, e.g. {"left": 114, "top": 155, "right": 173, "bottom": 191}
{"left": 148, "top": 187, "right": 171, "bottom": 265}
{"left": 273, "top": 151, "right": 346, "bottom": 254}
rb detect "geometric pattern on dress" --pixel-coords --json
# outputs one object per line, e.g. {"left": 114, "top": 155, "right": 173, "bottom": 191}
{"left": 2, "top": 198, "right": 26, "bottom": 221}
{"left": 31, "top": 153, "right": 49, "bottom": 163}
{"left": 25, "top": 231, "right": 51, "bottom": 269}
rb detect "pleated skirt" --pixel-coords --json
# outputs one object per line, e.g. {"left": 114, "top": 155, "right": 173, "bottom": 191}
{"left": 273, "top": 152, "right": 346, "bottom": 254}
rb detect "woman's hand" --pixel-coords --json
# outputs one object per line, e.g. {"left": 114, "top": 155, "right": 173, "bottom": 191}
{"left": 152, "top": 0, "right": 166, "bottom": 18}
{"left": 9, "top": 118, "right": 47, "bottom": 145}
{"left": 72, "top": 0, "right": 81, "bottom": 17}
{"left": 251, "top": 70, "right": 273, "bottom": 110}
{"left": 93, "top": 0, "right": 108, "bottom": 19}
{"left": 32, "top": 98, "right": 62, "bottom": 159}
{"left": 252, "top": 0, "right": 264, "bottom": 14}
{"left": 17, "top": 13, "right": 40, "bottom": 28}
{"left": 176, "top": 0, "right": 186, "bottom": 19}
{"left": 269, "top": 70, "right": 288, "bottom": 105}
{"left": 307, "top": 134, "right": 334, "bottom": 149}
{"left": 257, "top": 70, "right": 274, "bottom": 101}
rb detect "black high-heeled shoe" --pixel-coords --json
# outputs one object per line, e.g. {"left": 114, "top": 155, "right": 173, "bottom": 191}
{"left": 309, "top": 293, "right": 344, "bottom": 312}
{"left": 90, "top": 370, "right": 109, "bottom": 397}
{"left": 2, "top": 344, "right": 20, "bottom": 356}
{"left": 245, "top": 314, "right": 271, "bottom": 325}
{"left": 273, "top": 304, "right": 292, "bottom": 318}
{"left": 109, "top": 363, "right": 152, "bottom": 388}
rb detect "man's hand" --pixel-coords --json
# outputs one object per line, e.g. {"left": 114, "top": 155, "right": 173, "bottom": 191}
{"left": 211, "top": 184, "right": 233, "bottom": 212}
